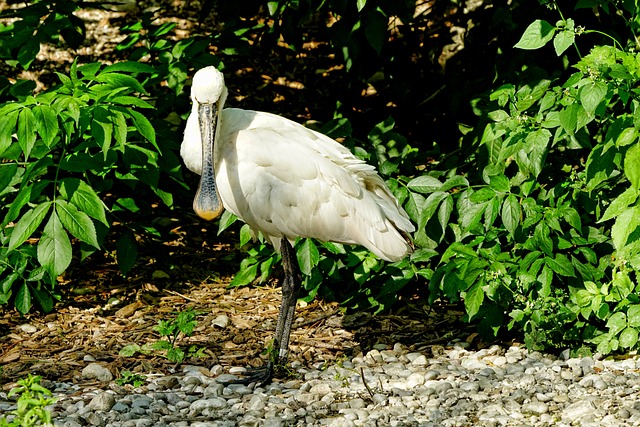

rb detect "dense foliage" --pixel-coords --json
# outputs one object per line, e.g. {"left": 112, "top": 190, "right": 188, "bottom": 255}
{"left": 3, "top": 0, "right": 640, "bottom": 357}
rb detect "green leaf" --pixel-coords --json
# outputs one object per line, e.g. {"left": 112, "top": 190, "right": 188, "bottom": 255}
{"left": 357, "top": 0, "right": 367, "bottom": 11}
{"left": 95, "top": 72, "right": 147, "bottom": 94}
{"left": 0, "top": 110, "right": 19, "bottom": 156}
{"left": 364, "top": 8, "right": 387, "bottom": 55}
{"left": 8, "top": 202, "right": 52, "bottom": 252}
{"left": 606, "top": 312, "right": 627, "bottom": 335}
{"left": 229, "top": 262, "right": 258, "bottom": 287}
{"left": 18, "top": 37, "right": 40, "bottom": 69}
{"left": 545, "top": 254, "right": 575, "bottom": 277}
{"left": 17, "top": 108, "right": 36, "bottom": 159}
{"left": 407, "top": 175, "right": 442, "bottom": 194}
{"left": 501, "top": 194, "right": 521, "bottom": 235}
{"left": 553, "top": 29, "right": 575, "bottom": 56}
{"left": 0, "top": 163, "right": 19, "bottom": 193}
{"left": 464, "top": 281, "right": 484, "bottom": 320}
{"left": 55, "top": 199, "right": 99, "bottom": 248}
{"left": 611, "top": 206, "right": 640, "bottom": 251}
{"left": 297, "top": 238, "right": 319, "bottom": 276}
{"left": 628, "top": 305, "right": 640, "bottom": 328}
{"left": 102, "top": 61, "right": 155, "bottom": 74}
{"left": 619, "top": 327, "right": 638, "bottom": 349}
{"left": 116, "top": 231, "right": 138, "bottom": 275}
{"left": 92, "top": 106, "right": 113, "bottom": 157}
{"left": 15, "top": 283, "right": 32, "bottom": 314}
{"left": 217, "top": 210, "right": 238, "bottom": 235}
{"left": 600, "top": 187, "right": 638, "bottom": 222}
{"left": 37, "top": 211, "right": 72, "bottom": 277}
{"left": 559, "top": 103, "right": 580, "bottom": 135}
{"left": 239, "top": 224, "right": 253, "bottom": 247}
{"left": 127, "top": 109, "right": 157, "bottom": 149}
{"left": 32, "top": 105, "right": 59, "bottom": 147}
{"left": 59, "top": 178, "right": 108, "bottom": 225}
{"left": 514, "top": 20, "right": 556, "bottom": 50}
{"left": 489, "top": 175, "right": 510, "bottom": 192}
{"left": 119, "top": 344, "right": 141, "bottom": 357}
{"left": 580, "top": 81, "right": 608, "bottom": 116}
{"left": 625, "top": 143, "right": 640, "bottom": 191}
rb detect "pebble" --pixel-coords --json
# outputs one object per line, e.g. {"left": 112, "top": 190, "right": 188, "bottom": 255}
{"left": 81, "top": 363, "right": 113, "bottom": 382}
{"left": 2, "top": 344, "right": 640, "bottom": 426}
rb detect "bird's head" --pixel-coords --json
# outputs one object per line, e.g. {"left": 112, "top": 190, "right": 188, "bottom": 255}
{"left": 191, "top": 66, "right": 227, "bottom": 105}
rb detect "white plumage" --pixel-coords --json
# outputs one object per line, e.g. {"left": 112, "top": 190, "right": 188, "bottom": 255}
{"left": 180, "top": 66, "right": 415, "bottom": 384}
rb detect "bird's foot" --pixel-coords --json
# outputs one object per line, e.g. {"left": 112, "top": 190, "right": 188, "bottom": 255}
{"left": 216, "top": 362, "right": 274, "bottom": 387}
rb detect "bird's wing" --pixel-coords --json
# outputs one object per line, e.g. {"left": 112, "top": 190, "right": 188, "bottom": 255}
{"left": 216, "top": 109, "right": 414, "bottom": 261}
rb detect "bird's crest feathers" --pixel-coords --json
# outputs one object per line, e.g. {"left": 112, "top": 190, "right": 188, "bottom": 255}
{"left": 191, "top": 66, "right": 225, "bottom": 104}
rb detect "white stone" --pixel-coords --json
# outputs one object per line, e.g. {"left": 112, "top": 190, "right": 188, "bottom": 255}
{"left": 82, "top": 363, "right": 113, "bottom": 382}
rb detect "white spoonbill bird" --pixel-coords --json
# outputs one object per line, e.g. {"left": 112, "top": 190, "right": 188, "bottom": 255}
{"left": 181, "top": 66, "right": 415, "bottom": 385}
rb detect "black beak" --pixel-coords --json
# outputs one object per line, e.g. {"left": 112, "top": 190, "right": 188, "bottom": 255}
{"left": 193, "top": 102, "right": 224, "bottom": 221}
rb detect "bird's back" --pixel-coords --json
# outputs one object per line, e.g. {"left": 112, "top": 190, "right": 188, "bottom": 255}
{"left": 211, "top": 108, "right": 415, "bottom": 262}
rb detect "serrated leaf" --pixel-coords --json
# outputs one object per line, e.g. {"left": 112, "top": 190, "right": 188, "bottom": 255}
{"left": 59, "top": 178, "right": 108, "bottom": 225}
{"left": 407, "top": 175, "right": 443, "bottom": 193}
{"left": 14, "top": 282, "right": 32, "bottom": 314}
{"left": 559, "top": 103, "right": 580, "bottom": 135}
{"left": 501, "top": 194, "right": 521, "bottom": 235}
{"left": 563, "top": 207, "right": 582, "bottom": 230}
{"left": 464, "top": 281, "right": 484, "bottom": 319}
{"left": 439, "top": 175, "right": 469, "bottom": 192}
{"left": 545, "top": 254, "right": 575, "bottom": 277}
{"left": 119, "top": 344, "right": 141, "bottom": 357}
{"left": 0, "top": 110, "right": 19, "bottom": 155}
{"left": 297, "top": 238, "right": 319, "bottom": 276}
{"left": 126, "top": 109, "right": 157, "bottom": 149}
{"left": 553, "top": 29, "right": 575, "bottom": 56}
{"left": 113, "top": 110, "right": 128, "bottom": 147}
{"left": 619, "top": 327, "right": 638, "bottom": 348}
{"left": 489, "top": 175, "right": 510, "bottom": 192}
{"left": 217, "top": 210, "right": 238, "bottom": 235}
{"left": 37, "top": 211, "right": 72, "bottom": 277}
{"left": 56, "top": 199, "right": 99, "bottom": 248}
{"left": 116, "top": 231, "right": 138, "bottom": 275}
{"left": 95, "top": 72, "right": 147, "bottom": 94}
{"left": 32, "top": 105, "right": 59, "bottom": 147}
{"left": 419, "top": 191, "right": 447, "bottom": 228}
{"left": 625, "top": 143, "right": 640, "bottom": 191}
{"left": 606, "top": 311, "right": 627, "bottom": 335}
{"left": 92, "top": 106, "right": 113, "bottom": 157}
{"left": 611, "top": 206, "right": 640, "bottom": 251}
{"left": 229, "top": 262, "right": 258, "bottom": 287}
{"left": 514, "top": 20, "right": 556, "bottom": 50}
{"left": 580, "top": 81, "right": 608, "bottom": 116}
{"left": 628, "top": 305, "right": 640, "bottom": 328}
{"left": 8, "top": 202, "right": 51, "bottom": 252}
{"left": 598, "top": 187, "right": 638, "bottom": 223}
{"left": 0, "top": 163, "right": 19, "bottom": 193}
{"left": 239, "top": 224, "right": 253, "bottom": 247}
{"left": 437, "top": 195, "right": 453, "bottom": 235}
{"left": 110, "top": 96, "right": 154, "bottom": 109}
{"left": 17, "top": 108, "right": 36, "bottom": 159}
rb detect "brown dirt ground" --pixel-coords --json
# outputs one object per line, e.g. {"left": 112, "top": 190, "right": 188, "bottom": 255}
{"left": 0, "top": 1, "right": 484, "bottom": 389}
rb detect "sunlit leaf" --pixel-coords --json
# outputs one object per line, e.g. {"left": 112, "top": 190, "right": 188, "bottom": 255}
{"left": 514, "top": 20, "right": 555, "bottom": 50}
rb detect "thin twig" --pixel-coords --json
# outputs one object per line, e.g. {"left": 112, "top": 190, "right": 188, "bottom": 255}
{"left": 360, "top": 367, "right": 375, "bottom": 399}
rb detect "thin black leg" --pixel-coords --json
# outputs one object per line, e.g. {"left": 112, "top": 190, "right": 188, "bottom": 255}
{"left": 273, "top": 238, "right": 302, "bottom": 364}
{"left": 217, "top": 238, "right": 300, "bottom": 387}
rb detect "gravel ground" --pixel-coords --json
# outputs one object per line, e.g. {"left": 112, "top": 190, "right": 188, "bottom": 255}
{"left": 2, "top": 342, "right": 640, "bottom": 426}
